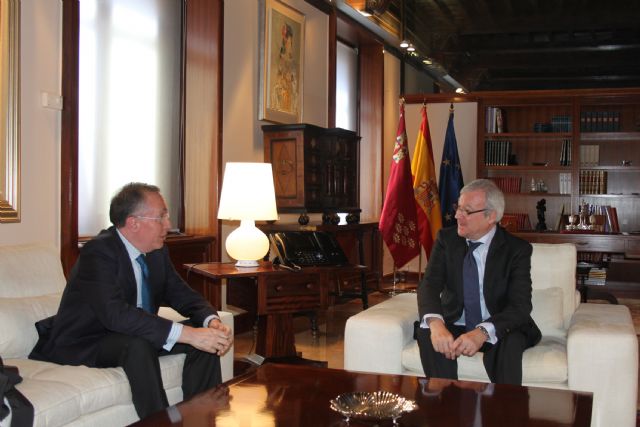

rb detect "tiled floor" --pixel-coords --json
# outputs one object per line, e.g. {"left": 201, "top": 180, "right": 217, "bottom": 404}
{"left": 233, "top": 287, "right": 407, "bottom": 369}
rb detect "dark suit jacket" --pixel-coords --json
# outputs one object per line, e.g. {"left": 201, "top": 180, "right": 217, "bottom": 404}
{"left": 30, "top": 227, "right": 217, "bottom": 366}
{"left": 418, "top": 225, "right": 541, "bottom": 347}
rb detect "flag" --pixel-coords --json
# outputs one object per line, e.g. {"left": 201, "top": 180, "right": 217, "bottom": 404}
{"left": 439, "top": 106, "right": 464, "bottom": 227}
{"left": 411, "top": 105, "right": 442, "bottom": 258}
{"left": 379, "top": 100, "right": 420, "bottom": 268}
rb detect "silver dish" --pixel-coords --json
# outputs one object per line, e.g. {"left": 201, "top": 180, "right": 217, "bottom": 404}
{"left": 330, "top": 391, "right": 417, "bottom": 424}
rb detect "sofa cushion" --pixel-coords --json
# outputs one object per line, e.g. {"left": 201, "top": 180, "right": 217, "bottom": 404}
{"left": 9, "top": 354, "right": 185, "bottom": 427}
{"left": 530, "top": 243, "right": 577, "bottom": 328}
{"left": 531, "top": 287, "right": 565, "bottom": 338}
{"left": 0, "top": 244, "right": 66, "bottom": 298}
{"left": 402, "top": 336, "right": 568, "bottom": 383}
{"left": 0, "top": 294, "right": 61, "bottom": 358}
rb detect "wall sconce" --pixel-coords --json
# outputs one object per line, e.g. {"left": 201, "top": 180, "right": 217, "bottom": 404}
{"left": 217, "top": 162, "right": 278, "bottom": 267}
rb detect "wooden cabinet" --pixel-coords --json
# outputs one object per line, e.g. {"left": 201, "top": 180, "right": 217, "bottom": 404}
{"left": 262, "top": 124, "right": 360, "bottom": 215}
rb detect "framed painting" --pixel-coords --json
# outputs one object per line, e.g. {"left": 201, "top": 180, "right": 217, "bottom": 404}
{"left": 259, "top": 0, "right": 305, "bottom": 124}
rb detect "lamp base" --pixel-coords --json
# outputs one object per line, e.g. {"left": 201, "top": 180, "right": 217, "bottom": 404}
{"left": 235, "top": 259, "right": 260, "bottom": 268}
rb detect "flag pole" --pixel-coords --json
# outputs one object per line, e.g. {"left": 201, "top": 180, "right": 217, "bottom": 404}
{"left": 390, "top": 265, "right": 398, "bottom": 297}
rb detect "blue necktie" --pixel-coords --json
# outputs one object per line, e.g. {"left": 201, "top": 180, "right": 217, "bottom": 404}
{"left": 463, "top": 241, "right": 483, "bottom": 331}
{"left": 135, "top": 254, "right": 153, "bottom": 313}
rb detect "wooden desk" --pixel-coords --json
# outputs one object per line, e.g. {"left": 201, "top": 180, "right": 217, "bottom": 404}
{"left": 184, "top": 261, "right": 366, "bottom": 358}
{"left": 259, "top": 222, "right": 382, "bottom": 308}
{"left": 133, "top": 364, "right": 593, "bottom": 427}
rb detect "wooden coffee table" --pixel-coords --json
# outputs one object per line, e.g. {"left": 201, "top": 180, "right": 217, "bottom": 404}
{"left": 132, "top": 364, "right": 592, "bottom": 426}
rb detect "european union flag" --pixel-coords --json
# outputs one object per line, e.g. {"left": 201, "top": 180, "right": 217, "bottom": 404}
{"left": 439, "top": 107, "right": 464, "bottom": 227}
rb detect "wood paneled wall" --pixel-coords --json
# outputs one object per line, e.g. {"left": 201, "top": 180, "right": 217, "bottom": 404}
{"left": 184, "top": 0, "right": 224, "bottom": 261}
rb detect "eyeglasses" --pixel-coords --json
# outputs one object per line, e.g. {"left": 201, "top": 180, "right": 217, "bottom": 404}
{"left": 134, "top": 213, "right": 170, "bottom": 223}
{"left": 453, "top": 204, "right": 488, "bottom": 217}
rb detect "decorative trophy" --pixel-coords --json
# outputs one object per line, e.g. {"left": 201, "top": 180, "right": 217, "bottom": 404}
{"left": 565, "top": 202, "right": 595, "bottom": 231}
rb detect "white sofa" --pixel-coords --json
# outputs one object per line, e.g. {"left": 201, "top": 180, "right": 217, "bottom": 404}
{"left": 345, "top": 243, "right": 638, "bottom": 427}
{"left": 0, "top": 244, "right": 233, "bottom": 427}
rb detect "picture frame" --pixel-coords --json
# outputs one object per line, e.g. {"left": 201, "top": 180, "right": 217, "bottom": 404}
{"left": 259, "top": 0, "right": 305, "bottom": 124}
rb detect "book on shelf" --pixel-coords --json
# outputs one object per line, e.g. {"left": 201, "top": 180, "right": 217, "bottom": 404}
{"left": 485, "top": 107, "right": 504, "bottom": 133}
{"left": 579, "top": 145, "right": 599, "bottom": 166}
{"left": 551, "top": 115, "right": 572, "bottom": 132}
{"left": 555, "top": 204, "right": 566, "bottom": 231}
{"left": 584, "top": 267, "right": 607, "bottom": 286}
{"left": 610, "top": 206, "right": 620, "bottom": 233}
{"left": 488, "top": 176, "right": 521, "bottom": 193}
{"left": 580, "top": 111, "right": 621, "bottom": 132}
{"left": 484, "top": 140, "right": 512, "bottom": 166}
{"left": 501, "top": 212, "right": 531, "bottom": 232}
{"left": 559, "top": 139, "right": 572, "bottom": 166}
{"left": 579, "top": 170, "right": 607, "bottom": 194}
{"left": 558, "top": 173, "right": 572, "bottom": 194}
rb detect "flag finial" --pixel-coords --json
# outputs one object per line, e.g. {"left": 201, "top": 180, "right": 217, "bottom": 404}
{"left": 449, "top": 102, "right": 454, "bottom": 112}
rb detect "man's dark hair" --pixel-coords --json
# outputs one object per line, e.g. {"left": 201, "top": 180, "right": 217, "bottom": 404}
{"left": 109, "top": 183, "right": 160, "bottom": 227}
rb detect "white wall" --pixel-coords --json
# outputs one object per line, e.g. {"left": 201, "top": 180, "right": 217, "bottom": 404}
{"left": 221, "top": 0, "right": 328, "bottom": 261}
{"left": 0, "top": 0, "right": 62, "bottom": 247}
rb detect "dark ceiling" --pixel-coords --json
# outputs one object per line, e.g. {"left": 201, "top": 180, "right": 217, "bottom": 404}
{"left": 383, "top": 0, "right": 640, "bottom": 92}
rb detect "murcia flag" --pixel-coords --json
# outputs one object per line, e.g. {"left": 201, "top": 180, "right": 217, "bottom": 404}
{"left": 439, "top": 106, "right": 464, "bottom": 227}
{"left": 379, "top": 100, "right": 420, "bottom": 268}
{"left": 411, "top": 105, "right": 442, "bottom": 258}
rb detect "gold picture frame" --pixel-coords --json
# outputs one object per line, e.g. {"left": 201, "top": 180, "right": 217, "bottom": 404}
{"left": 259, "top": 0, "right": 304, "bottom": 124}
{"left": 0, "top": 0, "right": 21, "bottom": 223}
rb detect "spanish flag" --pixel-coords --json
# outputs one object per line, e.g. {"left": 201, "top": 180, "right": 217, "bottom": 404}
{"left": 411, "top": 105, "right": 442, "bottom": 258}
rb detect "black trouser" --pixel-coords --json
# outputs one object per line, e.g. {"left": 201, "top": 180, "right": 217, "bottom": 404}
{"left": 416, "top": 324, "right": 527, "bottom": 385}
{"left": 95, "top": 333, "right": 222, "bottom": 420}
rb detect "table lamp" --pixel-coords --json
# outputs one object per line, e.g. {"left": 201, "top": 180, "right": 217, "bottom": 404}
{"left": 217, "top": 162, "right": 278, "bottom": 267}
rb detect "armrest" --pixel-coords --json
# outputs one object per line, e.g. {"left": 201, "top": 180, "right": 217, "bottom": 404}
{"left": 158, "top": 307, "right": 235, "bottom": 382}
{"left": 344, "top": 293, "right": 418, "bottom": 375}
{"left": 567, "top": 303, "right": 638, "bottom": 427}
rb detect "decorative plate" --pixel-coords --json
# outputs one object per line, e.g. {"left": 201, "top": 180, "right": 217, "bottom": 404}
{"left": 330, "top": 391, "right": 417, "bottom": 424}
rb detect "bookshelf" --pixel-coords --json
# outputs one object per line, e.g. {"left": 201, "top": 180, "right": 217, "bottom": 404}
{"left": 477, "top": 88, "right": 640, "bottom": 234}
{"left": 477, "top": 94, "right": 574, "bottom": 232}
{"left": 476, "top": 88, "right": 640, "bottom": 298}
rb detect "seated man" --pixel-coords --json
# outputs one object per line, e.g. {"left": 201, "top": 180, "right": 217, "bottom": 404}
{"left": 30, "top": 183, "right": 233, "bottom": 419}
{"left": 416, "top": 179, "right": 540, "bottom": 385}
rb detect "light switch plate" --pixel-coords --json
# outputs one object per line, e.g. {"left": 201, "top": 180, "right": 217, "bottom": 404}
{"left": 41, "top": 92, "right": 63, "bottom": 110}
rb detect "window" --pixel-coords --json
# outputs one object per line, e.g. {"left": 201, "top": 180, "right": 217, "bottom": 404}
{"left": 78, "top": 0, "right": 182, "bottom": 236}
{"left": 335, "top": 40, "right": 358, "bottom": 131}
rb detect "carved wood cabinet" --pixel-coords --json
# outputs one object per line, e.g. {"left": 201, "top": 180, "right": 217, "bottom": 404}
{"left": 262, "top": 124, "right": 360, "bottom": 214}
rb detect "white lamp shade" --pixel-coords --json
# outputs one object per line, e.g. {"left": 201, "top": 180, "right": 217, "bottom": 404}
{"left": 218, "top": 162, "right": 278, "bottom": 267}
{"left": 217, "top": 162, "right": 278, "bottom": 221}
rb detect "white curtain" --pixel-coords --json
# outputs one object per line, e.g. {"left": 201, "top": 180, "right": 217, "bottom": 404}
{"left": 78, "top": 0, "right": 182, "bottom": 236}
{"left": 335, "top": 41, "right": 358, "bottom": 131}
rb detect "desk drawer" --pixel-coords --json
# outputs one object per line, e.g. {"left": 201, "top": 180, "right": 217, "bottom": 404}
{"left": 259, "top": 273, "right": 323, "bottom": 314}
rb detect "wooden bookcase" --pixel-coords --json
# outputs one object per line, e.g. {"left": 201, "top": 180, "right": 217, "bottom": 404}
{"left": 477, "top": 88, "right": 640, "bottom": 298}
{"left": 477, "top": 88, "right": 640, "bottom": 234}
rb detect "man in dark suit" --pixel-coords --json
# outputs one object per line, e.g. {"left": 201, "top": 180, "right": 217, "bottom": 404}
{"left": 416, "top": 179, "right": 540, "bottom": 385}
{"left": 30, "top": 183, "right": 233, "bottom": 419}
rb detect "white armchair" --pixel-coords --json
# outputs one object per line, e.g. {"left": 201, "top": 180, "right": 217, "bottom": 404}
{"left": 344, "top": 243, "right": 638, "bottom": 427}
